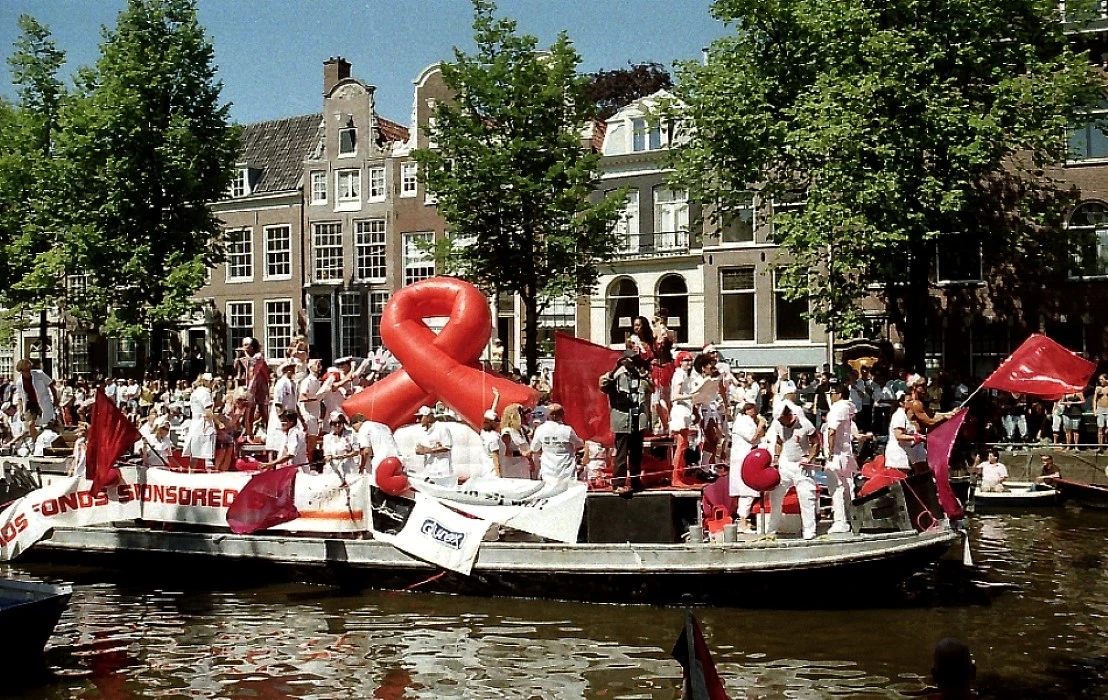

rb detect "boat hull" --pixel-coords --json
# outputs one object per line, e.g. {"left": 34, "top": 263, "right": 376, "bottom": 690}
{"left": 28, "top": 525, "right": 958, "bottom": 606}
{"left": 971, "top": 482, "right": 1060, "bottom": 511}
{"left": 0, "top": 578, "right": 71, "bottom": 666}
{"left": 1053, "top": 478, "right": 1108, "bottom": 510}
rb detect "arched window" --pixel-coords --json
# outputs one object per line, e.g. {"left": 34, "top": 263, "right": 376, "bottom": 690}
{"left": 1069, "top": 201, "right": 1108, "bottom": 278}
{"left": 657, "top": 275, "right": 689, "bottom": 344}
{"left": 607, "top": 278, "right": 640, "bottom": 345}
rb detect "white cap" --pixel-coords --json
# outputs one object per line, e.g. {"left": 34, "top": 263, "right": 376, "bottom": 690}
{"left": 703, "top": 344, "right": 718, "bottom": 353}
{"left": 773, "top": 400, "right": 799, "bottom": 420}
{"left": 153, "top": 417, "right": 170, "bottom": 430}
{"left": 199, "top": 373, "right": 214, "bottom": 382}
{"left": 335, "top": 356, "right": 354, "bottom": 365}
{"left": 895, "top": 389, "right": 907, "bottom": 401}
{"left": 907, "top": 373, "right": 925, "bottom": 387}
{"left": 279, "top": 359, "right": 296, "bottom": 371}
{"left": 328, "top": 410, "right": 347, "bottom": 423}
{"left": 241, "top": 336, "right": 255, "bottom": 346}
{"left": 483, "top": 409, "right": 498, "bottom": 421}
{"left": 416, "top": 406, "right": 434, "bottom": 417}
{"left": 779, "top": 379, "right": 797, "bottom": 395}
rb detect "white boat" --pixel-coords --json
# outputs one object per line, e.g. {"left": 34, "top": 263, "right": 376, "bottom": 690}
{"left": 970, "top": 481, "right": 1060, "bottom": 511}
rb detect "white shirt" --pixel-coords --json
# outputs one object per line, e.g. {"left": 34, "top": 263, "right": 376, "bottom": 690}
{"left": 357, "top": 420, "right": 400, "bottom": 471}
{"left": 322, "top": 428, "right": 361, "bottom": 475}
{"left": 273, "top": 376, "right": 297, "bottom": 412}
{"left": 415, "top": 421, "right": 453, "bottom": 478}
{"left": 277, "top": 426, "right": 309, "bottom": 473}
{"left": 767, "top": 413, "right": 816, "bottom": 464}
{"left": 143, "top": 434, "right": 174, "bottom": 468}
{"left": 476, "top": 428, "right": 505, "bottom": 479}
{"left": 824, "top": 399, "right": 857, "bottom": 457}
{"left": 529, "top": 420, "right": 583, "bottom": 482}
{"left": 32, "top": 428, "right": 59, "bottom": 457}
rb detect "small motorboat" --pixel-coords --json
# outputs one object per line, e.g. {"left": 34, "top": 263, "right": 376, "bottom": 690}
{"left": 970, "top": 481, "right": 1060, "bottom": 511}
{"left": 0, "top": 578, "right": 72, "bottom": 666}
{"left": 1052, "top": 478, "right": 1108, "bottom": 510}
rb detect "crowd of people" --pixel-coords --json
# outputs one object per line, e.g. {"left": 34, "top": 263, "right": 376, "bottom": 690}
{"left": 0, "top": 316, "right": 1096, "bottom": 535}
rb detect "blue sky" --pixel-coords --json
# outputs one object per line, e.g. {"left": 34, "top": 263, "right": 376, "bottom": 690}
{"left": 0, "top": 1, "right": 730, "bottom": 125}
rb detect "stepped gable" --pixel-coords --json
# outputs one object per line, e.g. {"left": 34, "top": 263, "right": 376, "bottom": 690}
{"left": 238, "top": 113, "right": 323, "bottom": 193}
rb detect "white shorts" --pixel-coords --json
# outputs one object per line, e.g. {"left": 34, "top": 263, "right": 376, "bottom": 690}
{"left": 669, "top": 403, "right": 695, "bottom": 432}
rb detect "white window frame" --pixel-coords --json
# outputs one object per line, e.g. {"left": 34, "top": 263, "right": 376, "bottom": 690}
{"left": 263, "top": 225, "right": 292, "bottom": 281}
{"left": 310, "top": 170, "right": 327, "bottom": 205}
{"left": 338, "top": 126, "right": 357, "bottom": 157}
{"left": 720, "top": 267, "right": 757, "bottom": 343}
{"left": 227, "top": 301, "right": 254, "bottom": 354}
{"left": 1062, "top": 0, "right": 1108, "bottom": 24}
{"left": 230, "top": 168, "right": 250, "bottom": 198}
{"left": 403, "top": 231, "right": 435, "bottom": 286}
{"left": 225, "top": 228, "right": 253, "bottom": 283}
{"left": 313, "top": 222, "right": 344, "bottom": 283}
{"left": 355, "top": 218, "right": 387, "bottom": 282}
{"left": 0, "top": 349, "right": 14, "bottom": 379}
{"left": 367, "top": 166, "right": 387, "bottom": 202}
{"left": 400, "top": 161, "right": 419, "bottom": 198}
{"left": 336, "top": 169, "right": 361, "bottom": 211}
{"left": 630, "top": 117, "right": 666, "bottom": 152}
{"left": 613, "top": 188, "right": 640, "bottom": 253}
{"left": 338, "top": 291, "right": 367, "bottom": 359}
{"left": 264, "top": 299, "right": 293, "bottom": 362}
{"left": 369, "top": 291, "right": 389, "bottom": 351}
{"left": 653, "top": 187, "right": 689, "bottom": 251}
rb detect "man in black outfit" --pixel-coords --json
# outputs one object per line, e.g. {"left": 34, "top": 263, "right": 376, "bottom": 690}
{"left": 599, "top": 350, "right": 652, "bottom": 496}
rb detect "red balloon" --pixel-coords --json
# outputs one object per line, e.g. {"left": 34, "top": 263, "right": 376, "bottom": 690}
{"left": 375, "top": 456, "right": 409, "bottom": 497}
{"left": 741, "top": 448, "right": 781, "bottom": 492}
{"left": 343, "top": 277, "right": 538, "bottom": 431}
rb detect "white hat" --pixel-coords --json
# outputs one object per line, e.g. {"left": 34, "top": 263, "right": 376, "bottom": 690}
{"left": 328, "top": 410, "right": 347, "bottom": 423}
{"left": 530, "top": 405, "right": 548, "bottom": 421}
{"left": 335, "top": 356, "right": 354, "bottom": 365}
{"left": 241, "top": 336, "right": 255, "bottom": 346}
{"left": 895, "top": 389, "right": 907, "bottom": 401}
{"left": 703, "top": 344, "right": 718, "bottom": 353}
{"left": 153, "top": 417, "right": 170, "bottom": 430}
{"left": 772, "top": 399, "right": 799, "bottom": 420}
{"left": 779, "top": 379, "right": 797, "bottom": 395}
{"left": 907, "top": 373, "right": 925, "bottom": 387}
{"left": 199, "top": 372, "right": 214, "bottom": 382}
{"left": 416, "top": 406, "right": 434, "bottom": 417}
{"left": 278, "top": 359, "right": 296, "bottom": 372}
{"left": 483, "top": 409, "right": 498, "bottom": 421}
{"left": 1, "top": 402, "right": 12, "bottom": 411}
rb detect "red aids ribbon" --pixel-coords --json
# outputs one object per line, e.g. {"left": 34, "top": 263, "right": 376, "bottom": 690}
{"left": 343, "top": 277, "right": 538, "bottom": 430}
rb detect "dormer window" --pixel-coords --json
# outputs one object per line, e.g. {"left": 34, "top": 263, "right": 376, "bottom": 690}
{"left": 631, "top": 118, "right": 663, "bottom": 152}
{"left": 339, "top": 127, "right": 357, "bottom": 157}
{"left": 230, "top": 168, "right": 251, "bottom": 198}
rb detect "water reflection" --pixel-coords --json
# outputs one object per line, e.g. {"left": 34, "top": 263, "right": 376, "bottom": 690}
{"left": 5, "top": 509, "right": 1108, "bottom": 698}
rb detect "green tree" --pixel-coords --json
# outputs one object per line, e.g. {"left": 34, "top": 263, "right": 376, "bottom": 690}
{"left": 671, "top": 0, "right": 1102, "bottom": 369}
{"left": 414, "top": 0, "right": 624, "bottom": 377}
{"left": 2, "top": 15, "right": 67, "bottom": 372}
{"left": 55, "top": 0, "right": 239, "bottom": 374}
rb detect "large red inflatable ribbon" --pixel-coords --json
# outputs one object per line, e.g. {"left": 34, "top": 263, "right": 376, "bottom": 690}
{"left": 343, "top": 277, "right": 538, "bottom": 430}
{"left": 741, "top": 448, "right": 780, "bottom": 492}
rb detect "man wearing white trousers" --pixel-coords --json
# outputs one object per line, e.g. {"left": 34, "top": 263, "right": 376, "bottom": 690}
{"left": 767, "top": 401, "right": 820, "bottom": 540}
{"left": 823, "top": 381, "right": 873, "bottom": 534}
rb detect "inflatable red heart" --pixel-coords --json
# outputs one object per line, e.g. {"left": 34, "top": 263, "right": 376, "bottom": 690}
{"left": 375, "top": 456, "right": 409, "bottom": 497}
{"left": 741, "top": 448, "right": 780, "bottom": 492}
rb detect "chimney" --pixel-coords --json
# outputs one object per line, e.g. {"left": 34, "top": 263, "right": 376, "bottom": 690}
{"left": 323, "top": 56, "right": 352, "bottom": 95}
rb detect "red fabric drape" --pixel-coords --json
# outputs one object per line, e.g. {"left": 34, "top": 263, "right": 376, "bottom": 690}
{"left": 86, "top": 389, "right": 142, "bottom": 495}
{"left": 671, "top": 610, "right": 730, "bottom": 700}
{"left": 226, "top": 466, "right": 300, "bottom": 534}
{"left": 551, "top": 332, "right": 621, "bottom": 446}
{"left": 924, "top": 410, "right": 968, "bottom": 520}
{"left": 981, "top": 333, "right": 1096, "bottom": 400}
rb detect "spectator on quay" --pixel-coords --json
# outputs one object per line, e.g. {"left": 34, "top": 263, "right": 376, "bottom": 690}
{"left": 58, "top": 381, "right": 76, "bottom": 425}
{"left": 138, "top": 379, "right": 156, "bottom": 419}
{"left": 1000, "top": 392, "right": 1029, "bottom": 443}
{"left": 1060, "top": 390, "right": 1085, "bottom": 451}
{"left": 1095, "top": 374, "right": 1108, "bottom": 453}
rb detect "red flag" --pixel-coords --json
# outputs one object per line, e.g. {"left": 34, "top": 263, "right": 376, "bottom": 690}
{"left": 86, "top": 389, "right": 142, "bottom": 495}
{"left": 925, "top": 410, "right": 968, "bottom": 520}
{"left": 551, "top": 331, "right": 621, "bottom": 446}
{"left": 981, "top": 334, "right": 1095, "bottom": 399}
{"left": 671, "top": 610, "right": 730, "bottom": 700}
{"left": 226, "top": 466, "right": 300, "bottom": 534}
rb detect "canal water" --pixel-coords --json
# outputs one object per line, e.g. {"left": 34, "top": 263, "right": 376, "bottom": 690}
{"left": 6, "top": 509, "right": 1108, "bottom": 699}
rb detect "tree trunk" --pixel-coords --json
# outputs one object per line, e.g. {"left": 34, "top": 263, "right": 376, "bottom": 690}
{"left": 38, "top": 308, "right": 49, "bottom": 375}
{"left": 522, "top": 291, "right": 540, "bottom": 380}
{"left": 900, "top": 242, "right": 931, "bottom": 373}
{"left": 145, "top": 323, "right": 165, "bottom": 381}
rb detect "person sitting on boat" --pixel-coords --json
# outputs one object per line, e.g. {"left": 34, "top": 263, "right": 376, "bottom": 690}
{"left": 352, "top": 413, "right": 400, "bottom": 477}
{"left": 824, "top": 381, "right": 873, "bottom": 534}
{"left": 322, "top": 411, "right": 364, "bottom": 477}
{"left": 261, "top": 409, "right": 308, "bottom": 473}
{"left": 975, "top": 448, "right": 1009, "bottom": 492}
{"left": 141, "top": 418, "right": 174, "bottom": 468}
{"left": 767, "top": 401, "right": 820, "bottom": 541}
{"left": 32, "top": 418, "right": 63, "bottom": 458}
{"left": 729, "top": 398, "right": 767, "bottom": 533}
{"left": 67, "top": 421, "right": 88, "bottom": 476}
{"left": 1036, "top": 453, "right": 1061, "bottom": 484}
{"left": 182, "top": 373, "right": 218, "bottom": 470}
{"left": 529, "top": 403, "right": 584, "bottom": 487}
{"left": 413, "top": 405, "right": 454, "bottom": 486}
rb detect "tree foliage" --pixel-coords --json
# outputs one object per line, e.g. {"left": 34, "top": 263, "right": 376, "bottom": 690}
{"left": 584, "top": 61, "right": 673, "bottom": 120}
{"left": 414, "top": 0, "right": 624, "bottom": 376}
{"left": 53, "top": 0, "right": 239, "bottom": 367}
{"left": 671, "top": 0, "right": 1103, "bottom": 367}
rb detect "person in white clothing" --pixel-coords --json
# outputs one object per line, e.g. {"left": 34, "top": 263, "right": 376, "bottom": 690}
{"left": 354, "top": 414, "right": 400, "bottom": 475}
{"left": 266, "top": 361, "right": 299, "bottom": 454}
{"left": 32, "top": 419, "right": 62, "bottom": 457}
{"left": 476, "top": 409, "right": 505, "bottom": 480}
{"left": 182, "top": 373, "right": 217, "bottom": 469}
{"left": 298, "top": 359, "right": 326, "bottom": 457}
{"left": 729, "top": 399, "right": 768, "bottom": 532}
{"left": 14, "top": 358, "right": 58, "bottom": 441}
{"left": 976, "top": 448, "right": 1009, "bottom": 492}
{"left": 498, "top": 404, "right": 534, "bottom": 479}
{"left": 322, "top": 411, "right": 364, "bottom": 477}
{"left": 529, "top": 403, "right": 584, "bottom": 484}
{"left": 413, "top": 406, "right": 454, "bottom": 485}
{"left": 262, "top": 409, "right": 309, "bottom": 473}
{"left": 67, "top": 422, "right": 88, "bottom": 476}
{"left": 824, "top": 382, "right": 872, "bottom": 534}
{"left": 767, "top": 401, "right": 820, "bottom": 540}
{"left": 142, "top": 419, "right": 175, "bottom": 468}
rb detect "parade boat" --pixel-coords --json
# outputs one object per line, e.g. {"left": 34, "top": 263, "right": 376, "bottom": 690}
{"left": 1051, "top": 478, "right": 1108, "bottom": 510}
{"left": 968, "top": 481, "right": 1061, "bottom": 511}
{"left": 0, "top": 577, "right": 71, "bottom": 666}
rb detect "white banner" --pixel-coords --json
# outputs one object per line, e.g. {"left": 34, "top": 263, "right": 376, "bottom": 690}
{"left": 272, "top": 473, "right": 369, "bottom": 534}
{"left": 411, "top": 477, "right": 587, "bottom": 543}
{"left": 373, "top": 492, "right": 490, "bottom": 575}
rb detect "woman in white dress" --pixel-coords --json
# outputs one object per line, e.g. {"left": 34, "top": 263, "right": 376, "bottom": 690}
{"left": 885, "top": 391, "right": 923, "bottom": 472}
{"left": 182, "top": 373, "right": 217, "bottom": 470}
{"left": 266, "top": 361, "right": 299, "bottom": 454}
{"left": 669, "top": 351, "right": 698, "bottom": 487}
{"left": 729, "top": 399, "right": 767, "bottom": 532}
